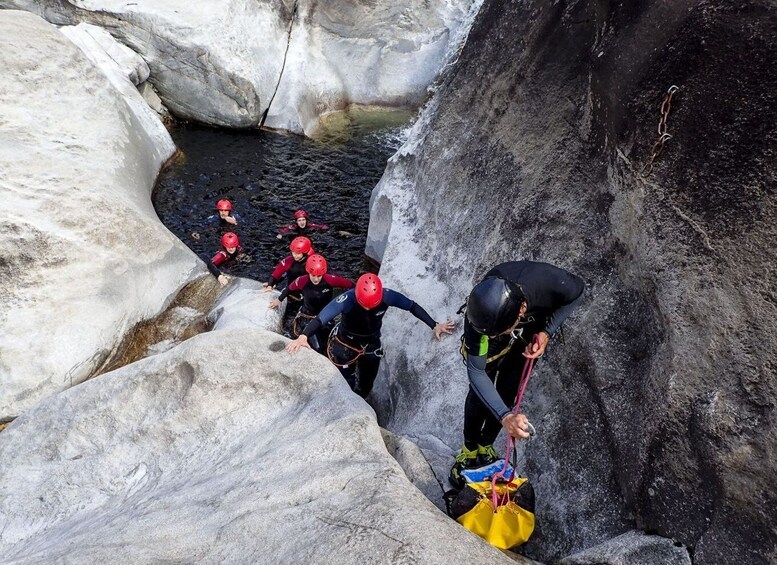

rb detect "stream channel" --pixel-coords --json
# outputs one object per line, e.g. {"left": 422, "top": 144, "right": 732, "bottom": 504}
{"left": 153, "top": 109, "right": 413, "bottom": 283}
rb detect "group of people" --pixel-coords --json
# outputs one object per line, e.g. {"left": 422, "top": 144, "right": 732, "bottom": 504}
{"left": 198, "top": 199, "right": 585, "bottom": 489}
{"left": 199, "top": 199, "right": 451, "bottom": 400}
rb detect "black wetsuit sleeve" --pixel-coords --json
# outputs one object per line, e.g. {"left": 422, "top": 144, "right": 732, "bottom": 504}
{"left": 383, "top": 289, "right": 437, "bottom": 329}
{"left": 409, "top": 303, "right": 437, "bottom": 329}
{"left": 203, "top": 255, "right": 221, "bottom": 277}
{"left": 467, "top": 354, "right": 511, "bottom": 420}
{"left": 545, "top": 288, "right": 584, "bottom": 336}
{"left": 303, "top": 291, "right": 353, "bottom": 337}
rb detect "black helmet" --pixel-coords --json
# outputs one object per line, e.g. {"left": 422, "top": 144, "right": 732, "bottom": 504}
{"left": 466, "top": 277, "right": 525, "bottom": 336}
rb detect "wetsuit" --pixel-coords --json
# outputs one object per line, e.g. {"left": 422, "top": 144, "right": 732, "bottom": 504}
{"left": 461, "top": 261, "right": 585, "bottom": 449}
{"left": 267, "top": 255, "right": 309, "bottom": 296}
{"left": 279, "top": 274, "right": 354, "bottom": 351}
{"left": 206, "top": 246, "right": 243, "bottom": 278}
{"left": 304, "top": 288, "right": 437, "bottom": 397}
{"left": 277, "top": 222, "right": 328, "bottom": 240}
{"left": 206, "top": 212, "right": 243, "bottom": 234}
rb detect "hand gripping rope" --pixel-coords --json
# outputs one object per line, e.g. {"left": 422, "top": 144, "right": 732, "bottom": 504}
{"left": 490, "top": 334, "right": 540, "bottom": 510}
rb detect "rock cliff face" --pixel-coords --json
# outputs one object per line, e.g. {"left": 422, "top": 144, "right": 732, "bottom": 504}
{"left": 0, "top": 11, "right": 199, "bottom": 420}
{"left": 0, "top": 0, "right": 480, "bottom": 135}
{"left": 368, "top": 1, "right": 776, "bottom": 563}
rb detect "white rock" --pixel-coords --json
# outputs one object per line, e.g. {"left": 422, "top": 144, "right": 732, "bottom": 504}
{"left": 208, "top": 278, "right": 285, "bottom": 332}
{"left": 58, "top": 22, "right": 172, "bottom": 162}
{"left": 138, "top": 81, "right": 170, "bottom": 118}
{"left": 1, "top": 0, "right": 483, "bottom": 135}
{"left": 61, "top": 22, "right": 150, "bottom": 85}
{"left": 0, "top": 329, "right": 515, "bottom": 564}
{"left": 263, "top": 0, "right": 481, "bottom": 135}
{"left": 0, "top": 10, "right": 198, "bottom": 419}
{"left": 1, "top": 0, "right": 294, "bottom": 128}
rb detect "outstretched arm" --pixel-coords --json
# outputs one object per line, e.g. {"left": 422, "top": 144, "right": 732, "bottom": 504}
{"left": 382, "top": 289, "right": 454, "bottom": 339}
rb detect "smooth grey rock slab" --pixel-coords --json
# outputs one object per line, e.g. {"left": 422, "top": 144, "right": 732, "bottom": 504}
{"left": 0, "top": 329, "right": 515, "bottom": 564}
{"left": 0, "top": 0, "right": 293, "bottom": 127}
{"left": 263, "top": 0, "right": 480, "bottom": 135}
{"left": 208, "top": 277, "right": 285, "bottom": 332}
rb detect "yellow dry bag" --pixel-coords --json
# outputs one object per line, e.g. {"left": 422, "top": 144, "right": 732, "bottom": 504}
{"left": 450, "top": 477, "right": 535, "bottom": 550}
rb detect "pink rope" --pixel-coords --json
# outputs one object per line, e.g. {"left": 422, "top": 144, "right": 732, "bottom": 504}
{"left": 491, "top": 334, "right": 540, "bottom": 509}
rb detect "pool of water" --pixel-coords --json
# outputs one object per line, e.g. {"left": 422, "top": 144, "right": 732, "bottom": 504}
{"left": 153, "top": 108, "right": 413, "bottom": 283}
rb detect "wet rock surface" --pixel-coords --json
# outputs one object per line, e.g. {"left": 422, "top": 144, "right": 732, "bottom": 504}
{"left": 0, "top": 10, "right": 198, "bottom": 419}
{"left": 369, "top": 0, "right": 777, "bottom": 563}
{"left": 263, "top": 0, "right": 480, "bottom": 135}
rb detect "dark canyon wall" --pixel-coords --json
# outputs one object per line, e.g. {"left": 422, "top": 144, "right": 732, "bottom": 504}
{"left": 370, "top": 1, "right": 776, "bottom": 562}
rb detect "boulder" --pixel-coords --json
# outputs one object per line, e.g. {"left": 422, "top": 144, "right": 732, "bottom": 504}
{"left": 367, "top": 0, "right": 777, "bottom": 563}
{"left": 1, "top": 0, "right": 482, "bottom": 135}
{"left": 208, "top": 278, "right": 285, "bottom": 332}
{"left": 0, "top": 0, "right": 293, "bottom": 128}
{"left": 559, "top": 530, "right": 690, "bottom": 565}
{"left": 0, "top": 329, "right": 517, "bottom": 564}
{"left": 0, "top": 10, "right": 196, "bottom": 419}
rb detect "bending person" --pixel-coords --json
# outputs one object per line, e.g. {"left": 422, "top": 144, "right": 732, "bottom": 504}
{"left": 449, "top": 260, "right": 585, "bottom": 488}
{"left": 269, "top": 254, "right": 353, "bottom": 353}
{"left": 205, "top": 232, "right": 243, "bottom": 287}
{"left": 287, "top": 273, "right": 454, "bottom": 397}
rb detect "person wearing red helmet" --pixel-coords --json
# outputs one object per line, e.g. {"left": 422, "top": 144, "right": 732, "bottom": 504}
{"left": 269, "top": 254, "right": 353, "bottom": 353}
{"left": 206, "top": 232, "right": 243, "bottom": 286}
{"left": 276, "top": 209, "right": 329, "bottom": 241}
{"left": 264, "top": 236, "right": 314, "bottom": 294}
{"left": 192, "top": 199, "right": 243, "bottom": 240}
{"left": 287, "top": 273, "right": 455, "bottom": 397}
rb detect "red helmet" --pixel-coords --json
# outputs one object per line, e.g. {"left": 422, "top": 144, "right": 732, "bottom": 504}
{"left": 216, "top": 199, "right": 233, "bottom": 211}
{"left": 221, "top": 232, "right": 239, "bottom": 248}
{"left": 294, "top": 209, "right": 308, "bottom": 219}
{"left": 290, "top": 236, "right": 312, "bottom": 255}
{"left": 355, "top": 273, "right": 383, "bottom": 310}
{"left": 306, "top": 254, "right": 328, "bottom": 276}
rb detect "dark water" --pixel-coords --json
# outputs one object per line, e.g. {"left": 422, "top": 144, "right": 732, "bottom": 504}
{"left": 153, "top": 109, "right": 412, "bottom": 283}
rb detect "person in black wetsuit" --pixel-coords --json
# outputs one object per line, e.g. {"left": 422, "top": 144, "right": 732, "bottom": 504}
{"left": 287, "top": 273, "right": 455, "bottom": 397}
{"left": 264, "top": 236, "right": 313, "bottom": 293}
{"left": 205, "top": 232, "right": 243, "bottom": 287}
{"left": 264, "top": 236, "right": 314, "bottom": 332}
{"left": 275, "top": 209, "right": 329, "bottom": 241}
{"left": 449, "top": 260, "right": 585, "bottom": 488}
{"left": 268, "top": 254, "right": 353, "bottom": 353}
{"left": 192, "top": 199, "right": 242, "bottom": 240}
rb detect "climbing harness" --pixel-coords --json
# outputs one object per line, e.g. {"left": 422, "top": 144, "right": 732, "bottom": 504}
{"left": 459, "top": 335, "right": 516, "bottom": 364}
{"left": 291, "top": 311, "right": 316, "bottom": 338}
{"left": 458, "top": 316, "right": 536, "bottom": 365}
{"left": 643, "top": 85, "right": 680, "bottom": 175}
{"left": 326, "top": 323, "right": 384, "bottom": 368}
